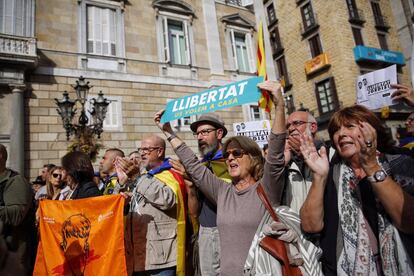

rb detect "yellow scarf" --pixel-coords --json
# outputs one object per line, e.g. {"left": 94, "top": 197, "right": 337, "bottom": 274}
{"left": 154, "top": 170, "right": 186, "bottom": 276}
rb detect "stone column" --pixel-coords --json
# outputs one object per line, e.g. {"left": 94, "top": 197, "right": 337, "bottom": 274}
{"left": 9, "top": 85, "right": 26, "bottom": 174}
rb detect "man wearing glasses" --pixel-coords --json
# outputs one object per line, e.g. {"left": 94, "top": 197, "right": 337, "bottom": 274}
{"left": 120, "top": 135, "right": 186, "bottom": 276}
{"left": 188, "top": 113, "right": 231, "bottom": 276}
{"left": 283, "top": 111, "right": 326, "bottom": 213}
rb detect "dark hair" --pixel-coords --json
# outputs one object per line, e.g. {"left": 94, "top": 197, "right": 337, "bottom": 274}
{"left": 223, "top": 136, "right": 264, "bottom": 181}
{"left": 61, "top": 151, "right": 94, "bottom": 184}
{"left": 328, "top": 105, "right": 394, "bottom": 153}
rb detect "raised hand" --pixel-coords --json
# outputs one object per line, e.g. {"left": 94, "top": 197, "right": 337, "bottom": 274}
{"left": 169, "top": 159, "right": 190, "bottom": 180}
{"left": 391, "top": 84, "right": 414, "bottom": 107}
{"left": 257, "top": 80, "right": 284, "bottom": 107}
{"left": 154, "top": 109, "right": 174, "bottom": 134}
{"left": 354, "top": 121, "right": 380, "bottom": 175}
{"left": 114, "top": 157, "right": 139, "bottom": 182}
{"left": 299, "top": 134, "right": 329, "bottom": 178}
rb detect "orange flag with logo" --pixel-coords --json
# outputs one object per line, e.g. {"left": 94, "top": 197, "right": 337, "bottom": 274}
{"left": 34, "top": 195, "right": 127, "bottom": 276}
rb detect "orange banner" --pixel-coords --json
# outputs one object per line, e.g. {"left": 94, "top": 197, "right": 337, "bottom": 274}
{"left": 34, "top": 195, "right": 127, "bottom": 276}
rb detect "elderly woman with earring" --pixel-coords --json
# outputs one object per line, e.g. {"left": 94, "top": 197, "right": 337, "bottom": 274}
{"left": 154, "top": 81, "right": 287, "bottom": 276}
{"left": 300, "top": 105, "right": 414, "bottom": 275}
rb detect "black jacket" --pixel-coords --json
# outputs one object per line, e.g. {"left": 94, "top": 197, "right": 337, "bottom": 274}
{"left": 70, "top": 181, "right": 102, "bottom": 200}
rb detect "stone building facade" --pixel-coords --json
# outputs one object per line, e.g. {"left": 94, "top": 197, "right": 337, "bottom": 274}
{"left": 262, "top": 0, "right": 411, "bottom": 139}
{"left": 1, "top": 0, "right": 412, "bottom": 179}
{"left": 1, "top": 0, "right": 278, "bottom": 179}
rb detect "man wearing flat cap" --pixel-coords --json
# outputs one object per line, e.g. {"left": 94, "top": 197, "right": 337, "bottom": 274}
{"left": 189, "top": 113, "right": 231, "bottom": 276}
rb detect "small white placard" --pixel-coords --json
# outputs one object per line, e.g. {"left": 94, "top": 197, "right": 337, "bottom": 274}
{"left": 233, "top": 120, "right": 271, "bottom": 148}
{"left": 356, "top": 65, "right": 398, "bottom": 110}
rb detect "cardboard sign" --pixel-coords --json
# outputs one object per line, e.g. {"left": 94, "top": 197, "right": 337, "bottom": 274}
{"left": 356, "top": 65, "right": 398, "bottom": 110}
{"left": 233, "top": 120, "right": 271, "bottom": 148}
{"left": 161, "top": 76, "right": 264, "bottom": 123}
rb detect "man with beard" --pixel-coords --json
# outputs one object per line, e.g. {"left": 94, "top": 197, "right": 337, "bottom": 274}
{"left": 189, "top": 114, "right": 231, "bottom": 276}
{"left": 282, "top": 111, "right": 327, "bottom": 213}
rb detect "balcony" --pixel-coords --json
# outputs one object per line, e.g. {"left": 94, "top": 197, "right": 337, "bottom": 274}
{"left": 0, "top": 34, "right": 38, "bottom": 67}
{"left": 300, "top": 14, "right": 319, "bottom": 38}
{"left": 348, "top": 8, "right": 365, "bottom": 25}
{"left": 374, "top": 15, "right": 390, "bottom": 32}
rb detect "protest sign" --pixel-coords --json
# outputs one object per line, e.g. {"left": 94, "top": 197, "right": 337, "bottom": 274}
{"left": 161, "top": 76, "right": 264, "bottom": 123}
{"left": 233, "top": 120, "right": 271, "bottom": 148}
{"left": 356, "top": 65, "right": 398, "bottom": 110}
{"left": 34, "top": 195, "right": 127, "bottom": 276}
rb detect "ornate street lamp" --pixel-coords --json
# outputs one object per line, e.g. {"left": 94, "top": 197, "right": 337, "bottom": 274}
{"left": 55, "top": 76, "right": 111, "bottom": 160}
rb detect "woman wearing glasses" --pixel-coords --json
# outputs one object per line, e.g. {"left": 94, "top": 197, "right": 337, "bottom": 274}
{"left": 45, "top": 166, "right": 67, "bottom": 200}
{"left": 154, "top": 81, "right": 286, "bottom": 276}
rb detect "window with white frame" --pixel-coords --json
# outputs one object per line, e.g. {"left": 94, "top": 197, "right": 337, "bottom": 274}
{"left": 229, "top": 29, "right": 255, "bottom": 73}
{"left": 160, "top": 16, "right": 192, "bottom": 65}
{"left": 0, "top": 0, "right": 33, "bottom": 36}
{"left": 246, "top": 104, "right": 266, "bottom": 121}
{"left": 78, "top": 0, "right": 125, "bottom": 61}
{"left": 87, "top": 5, "right": 116, "bottom": 56}
{"left": 86, "top": 95, "right": 123, "bottom": 131}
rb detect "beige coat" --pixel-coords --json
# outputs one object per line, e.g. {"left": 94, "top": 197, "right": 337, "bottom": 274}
{"left": 125, "top": 174, "right": 177, "bottom": 274}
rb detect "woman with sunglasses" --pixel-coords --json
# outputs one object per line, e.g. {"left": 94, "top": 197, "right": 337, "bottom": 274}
{"left": 154, "top": 81, "right": 286, "bottom": 276}
{"left": 46, "top": 166, "right": 68, "bottom": 200}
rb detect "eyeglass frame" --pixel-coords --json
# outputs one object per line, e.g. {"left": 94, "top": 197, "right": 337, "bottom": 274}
{"left": 223, "top": 149, "right": 247, "bottom": 160}
{"left": 137, "top": 147, "right": 161, "bottom": 155}
{"left": 52, "top": 173, "right": 62, "bottom": 179}
{"left": 286, "top": 120, "right": 313, "bottom": 129}
{"left": 193, "top": 128, "right": 217, "bottom": 138}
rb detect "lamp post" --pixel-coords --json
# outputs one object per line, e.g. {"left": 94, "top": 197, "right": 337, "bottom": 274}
{"left": 55, "top": 76, "right": 111, "bottom": 160}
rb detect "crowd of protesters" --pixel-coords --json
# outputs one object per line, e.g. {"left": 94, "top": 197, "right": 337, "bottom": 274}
{"left": 0, "top": 81, "right": 414, "bottom": 275}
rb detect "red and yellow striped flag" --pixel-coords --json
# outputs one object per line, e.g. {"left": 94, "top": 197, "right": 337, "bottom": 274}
{"left": 257, "top": 21, "right": 272, "bottom": 114}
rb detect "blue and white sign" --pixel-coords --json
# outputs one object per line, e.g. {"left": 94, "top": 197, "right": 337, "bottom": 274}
{"left": 161, "top": 76, "right": 264, "bottom": 123}
{"left": 353, "top": 46, "right": 405, "bottom": 65}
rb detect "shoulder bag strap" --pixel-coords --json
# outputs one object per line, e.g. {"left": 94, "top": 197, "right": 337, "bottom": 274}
{"left": 257, "top": 183, "right": 279, "bottom": 222}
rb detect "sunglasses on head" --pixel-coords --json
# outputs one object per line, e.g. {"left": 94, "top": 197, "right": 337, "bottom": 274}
{"left": 52, "top": 173, "right": 62, "bottom": 179}
{"left": 223, "top": 149, "right": 246, "bottom": 160}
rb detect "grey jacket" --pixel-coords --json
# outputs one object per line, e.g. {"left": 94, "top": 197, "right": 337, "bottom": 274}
{"left": 125, "top": 173, "right": 177, "bottom": 274}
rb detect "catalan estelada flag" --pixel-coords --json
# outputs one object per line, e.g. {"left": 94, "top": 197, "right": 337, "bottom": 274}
{"left": 257, "top": 21, "right": 272, "bottom": 114}
{"left": 34, "top": 195, "right": 127, "bottom": 276}
{"left": 147, "top": 159, "right": 187, "bottom": 276}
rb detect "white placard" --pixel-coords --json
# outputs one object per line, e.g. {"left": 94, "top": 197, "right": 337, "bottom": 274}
{"left": 233, "top": 120, "right": 271, "bottom": 148}
{"left": 356, "top": 65, "right": 398, "bottom": 110}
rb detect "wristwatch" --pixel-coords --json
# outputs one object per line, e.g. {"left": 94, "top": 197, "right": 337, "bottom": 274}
{"left": 367, "top": 168, "right": 388, "bottom": 183}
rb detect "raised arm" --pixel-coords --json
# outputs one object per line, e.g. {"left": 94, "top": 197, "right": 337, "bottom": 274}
{"left": 357, "top": 122, "right": 414, "bottom": 234}
{"left": 154, "top": 110, "right": 226, "bottom": 204}
{"left": 258, "top": 81, "right": 287, "bottom": 205}
{"left": 299, "top": 134, "right": 329, "bottom": 233}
